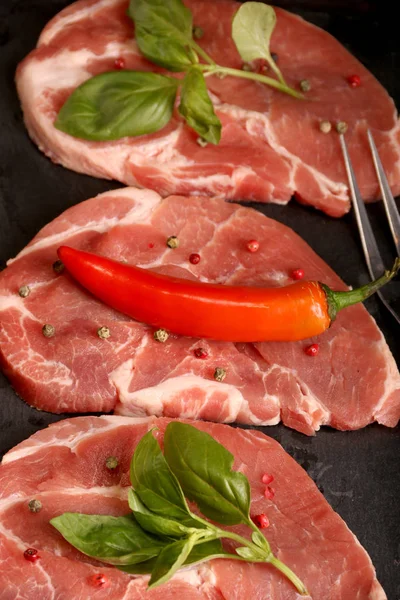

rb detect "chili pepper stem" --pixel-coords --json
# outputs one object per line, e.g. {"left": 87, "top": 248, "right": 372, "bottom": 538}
{"left": 323, "top": 258, "right": 400, "bottom": 321}
{"left": 269, "top": 556, "right": 309, "bottom": 596}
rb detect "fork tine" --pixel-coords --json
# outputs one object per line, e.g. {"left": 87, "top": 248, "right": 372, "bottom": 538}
{"left": 340, "top": 134, "right": 400, "bottom": 326}
{"left": 367, "top": 129, "right": 400, "bottom": 256}
{"left": 339, "top": 134, "right": 385, "bottom": 280}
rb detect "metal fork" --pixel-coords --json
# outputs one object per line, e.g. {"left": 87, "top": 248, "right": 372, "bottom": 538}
{"left": 340, "top": 130, "right": 400, "bottom": 325}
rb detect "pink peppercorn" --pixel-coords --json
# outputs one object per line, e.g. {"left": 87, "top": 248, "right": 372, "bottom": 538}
{"left": 262, "top": 473, "right": 274, "bottom": 485}
{"left": 347, "top": 74, "right": 361, "bottom": 87}
{"left": 291, "top": 268, "right": 304, "bottom": 280}
{"left": 305, "top": 343, "right": 319, "bottom": 357}
{"left": 264, "top": 486, "right": 275, "bottom": 500}
{"left": 246, "top": 240, "right": 259, "bottom": 253}
{"left": 24, "top": 548, "right": 40, "bottom": 563}
{"left": 254, "top": 513, "right": 270, "bottom": 529}
{"left": 114, "top": 57, "right": 125, "bottom": 70}
{"left": 88, "top": 573, "right": 109, "bottom": 588}
{"left": 189, "top": 253, "right": 201, "bottom": 265}
{"left": 194, "top": 347, "right": 208, "bottom": 359}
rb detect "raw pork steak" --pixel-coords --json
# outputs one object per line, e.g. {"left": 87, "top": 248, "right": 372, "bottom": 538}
{"left": 0, "top": 416, "right": 387, "bottom": 599}
{"left": 16, "top": 0, "right": 400, "bottom": 217}
{"left": 0, "top": 188, "right": 399, "bottom": 435}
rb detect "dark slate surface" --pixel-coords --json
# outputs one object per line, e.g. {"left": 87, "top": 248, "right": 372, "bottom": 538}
{"left": 0, "top": 0, "right": 399, "bottom": 596}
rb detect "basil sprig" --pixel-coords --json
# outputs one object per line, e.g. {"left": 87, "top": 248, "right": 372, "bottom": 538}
{"left": 51, "top": 423, "right": 308, "bottom": 594}
{"left": 55, "top": 1, "right": 302, "bottom": 143}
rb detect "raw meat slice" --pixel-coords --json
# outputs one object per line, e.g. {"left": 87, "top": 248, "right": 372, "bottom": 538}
{"left": 0, "top": 415, "right": 387, "bottom": 599}
{"left": 16, "top": 0, "right": 400, "bottom": 217}
{"left": 0, "top": 187, "right": 399, "bottom": 434}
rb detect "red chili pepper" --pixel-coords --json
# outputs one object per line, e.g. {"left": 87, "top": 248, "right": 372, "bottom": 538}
{"left": 305, "top": 343, "right": 319, "bottom": 357}
{"left": 24, "top": 548, "right": 40, "bottom": 562}
{"left": 57, "top": 247, "right": 399, "bottom": 343}
{"left": 347, "top": 74, "right": 361, "bottom": 87}
{"left": 189, "top": 253, "right": 201, "bottom": 265}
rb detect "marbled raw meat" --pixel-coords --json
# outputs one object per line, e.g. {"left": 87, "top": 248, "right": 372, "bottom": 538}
{"left": 16, "top": 0, "right": 400, "bottom": 217}
{"left": 0, "top": 188, "right": 399, "bottom": 434}
{"left": 0, "top": 416, "right": 387, "bottom": 599}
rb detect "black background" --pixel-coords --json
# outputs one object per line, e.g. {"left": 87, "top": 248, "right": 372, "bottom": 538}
{"left": 0, "top": 0, "right": 399, "bottom": 597}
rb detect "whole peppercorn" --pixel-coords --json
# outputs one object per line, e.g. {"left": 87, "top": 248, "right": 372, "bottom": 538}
{"left": 28, "top": 499, "right": 42, "bottom": 513}
{"left": 192, "top": 26, "right": 204, "bottom": 39}
{"left": 305, "top": 343, "right": 319, "bottom": 357}
{"left": 154, "top": 328, "right": 169, "bottom": 343}
{"left": 105, "top": 456, "right": 119, "bottom": 470}
{"left": 24, "top": 548, "right": 40, "bottom": 562}
{"left": 52, "top": 260, "right": 65, "bottom": 274}
{"left": 246, "top": 240, "right": 259, "bottom": 253}
{"left": 347, "top": 74, "right": 361, "bottom": 88}
{"left": 97, "top": 326, "right": 111, "bottom": 340}
{"left": 166, "top": 236, "right": 179, "bottom": 249}
{"left": 114, "top": 57, "right": 126, "bottom": 70}
{"left": 42, "top": 324, "right": 55, "bottom": 338}
{"left": 189, "top": 253, "right": 201, "bottom": 265}
{"left": 88, "top": 573, "right": 109, "bottom": 588}
{"left": 196, "top": 137, "right": 208, "bottom": 147}
{"left": 336, "top": 121, "right": 348, "bottom": 134}
{"left": 214, "top": 367, "right": 226, "bottom": 382}
{"left": 194, "top": 347, "right": 208, "bottom": 359}
{"left": 300, "top": 79, "right": 311, "bottom": 92}
{"left": 291, "top": 268, "right": 304, "bottom": 280}
{"left": 319, "top": 120, "right": 332, "bottom": 134}
{"left": 264, "top": 486, "right": 275, "bottom": 500}
{"left": 18, "top": 285, "right": 31, "bottom": 298}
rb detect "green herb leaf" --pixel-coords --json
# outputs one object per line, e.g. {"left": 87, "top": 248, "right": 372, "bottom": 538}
{"left": 178, "top": 67, "right": 221, "bottom": 144}
{"left": 129, "top": 489, "right": 191, "bottom": 538}
{"left": 235, "top": 546, "right": 258, "bottom": 560}
{"left": 50, "top": 513, "right": 165, "bottom": 565}
{"left": 148, "top": 536, "right": 197, "bottom": 588}
{"left": 55, "top": 71, "right": 178, "bottom": 141}
{"left": 128, "top": 0, "right": 196, "bottom": 71}
{"left": 119, "top": 539, "right": 228, "bottom": 575}
{"left": 252, "top": 530, "right": 271, "bottom": 553}
{"left": 130, "top": 429, "right": 199, "bottom": 528}
{"left": 232, "top": 2, "right": 285, "bottom": 84}
{"left": 164, "top": 423, "right": 251, "bottom": 526}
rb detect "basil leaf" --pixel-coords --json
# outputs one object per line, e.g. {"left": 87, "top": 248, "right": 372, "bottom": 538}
{"left": 128, "top": 0, "right": 196, "bottom": 71}
{"left": 118, "top": 557, "right": 157, "bottom": 574}
{"left": 148, "top": 536, "right": 196, "bottom": 589}
{"left": 119, "top": 539, "right": 227, "bottom": 574}
{"left": 50, "top": 513, "right": 165, "bottom": 565}
{"left": 164, "top": 423, "right": 251, "bottom": 526}
{"left": 252, "top": 530, "right": 271, "bottom": 553}
{"left": 178, "top": 67, "right": 221, "bottom": 144}
{"left": 131, "top": 429, "right": 198, "bottom": 527}
{"left": 55, "top": 71, "right": 178, "bottom": 141}
{"left": 129, "top": 489, "right": 191, "bottom": 538}
{"left": 232, "top": 2, "right": 285, "bottom": 84}
{"left": 235, "top": 546, "right": 257, "bottom": 560}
